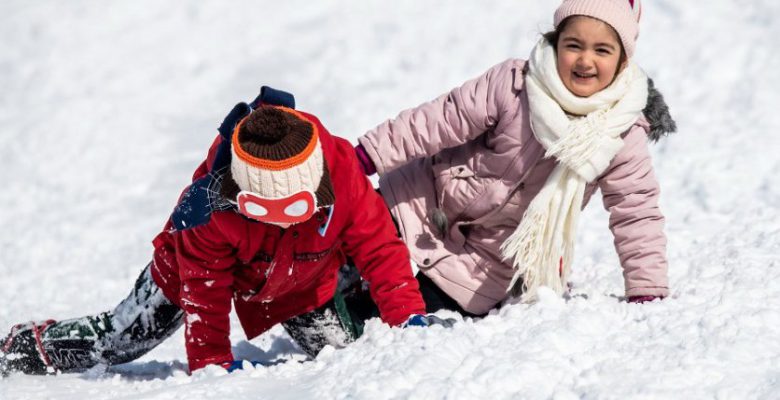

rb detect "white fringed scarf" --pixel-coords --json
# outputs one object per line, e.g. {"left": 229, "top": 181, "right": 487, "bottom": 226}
{"left": 500, "top": 38, "right": 648, "bottom": 302}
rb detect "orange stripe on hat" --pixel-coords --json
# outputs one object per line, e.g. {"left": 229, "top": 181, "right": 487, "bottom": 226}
{"left": 231, "top": 106, "right": 320, "bottom": 172}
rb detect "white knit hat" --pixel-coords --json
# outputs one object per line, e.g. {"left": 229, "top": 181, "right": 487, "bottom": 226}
{"left": 554, "top": 0, "right": 643, "bottom": 57}
{"left": 223, "top": 106, "right": 335, "bottom": 207}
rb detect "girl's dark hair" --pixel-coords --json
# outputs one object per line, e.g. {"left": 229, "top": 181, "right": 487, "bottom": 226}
{"left": 542, "top": 16, "right": 573, "bottom": 52}
{"left": 542, "top": 16, "right": 627, "bottom": 70}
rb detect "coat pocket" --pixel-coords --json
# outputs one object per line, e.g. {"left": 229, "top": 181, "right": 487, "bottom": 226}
{"left": 233, "top": 253, "right": 273, "bottom": 299}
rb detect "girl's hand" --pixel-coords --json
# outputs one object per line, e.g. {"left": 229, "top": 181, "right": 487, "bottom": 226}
{"left": 628, "top": 295, "right": 662, "bottom": 303}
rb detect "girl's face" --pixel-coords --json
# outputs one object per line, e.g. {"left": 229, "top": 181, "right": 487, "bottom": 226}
{"left": 556, "top": 16, "right": 626, "bottom": 97}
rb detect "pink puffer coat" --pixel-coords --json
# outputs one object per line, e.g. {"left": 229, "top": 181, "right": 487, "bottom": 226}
{"left": 358, "top": 59, "right": 669, "bottom": 314}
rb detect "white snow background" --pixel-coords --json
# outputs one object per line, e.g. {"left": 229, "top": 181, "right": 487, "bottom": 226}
{"left": 1, "top": 1, "right": 779, "bottom": 399}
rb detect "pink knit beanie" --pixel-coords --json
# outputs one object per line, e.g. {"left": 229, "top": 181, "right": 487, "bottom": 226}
{"left": 554, "top": 0, "right": 643, "bottom": 57}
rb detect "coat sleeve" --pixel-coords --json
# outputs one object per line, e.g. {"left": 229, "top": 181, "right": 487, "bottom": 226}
{"left": 357, "top": 59, "right": 523, "bottom": 175}
{"left": 339, "top": 149, "right": 427, "bottom": 325}
{"left": 598, "top": 127, "right": 670, "bottom": 299}
{"left": 174, "top": 220, "right": 237, "bottom": 372}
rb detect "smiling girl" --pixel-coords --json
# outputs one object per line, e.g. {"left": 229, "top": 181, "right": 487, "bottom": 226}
{"left": 355, "top": 0, "right": 676, "bottom": 315}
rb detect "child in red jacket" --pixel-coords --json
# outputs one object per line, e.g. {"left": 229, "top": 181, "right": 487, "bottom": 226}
{"left": 1, "top": 93, "right": 433, "bottom": 375}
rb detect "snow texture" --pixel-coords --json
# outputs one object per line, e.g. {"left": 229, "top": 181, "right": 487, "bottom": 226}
{"left": 1, "top": 0, "right": 779, "bottom": 399}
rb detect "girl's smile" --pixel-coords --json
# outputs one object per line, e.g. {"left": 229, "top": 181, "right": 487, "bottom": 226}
{"left": 572, "top": 70, "right": 598, "bottom": 82}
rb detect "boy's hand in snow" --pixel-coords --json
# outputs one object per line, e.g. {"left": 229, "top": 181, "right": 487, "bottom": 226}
{"left": 221, "top": 360, "right": 264, "bottom": 372}
{"left": 403, "top": 314, "right": 456, "bottom": 328}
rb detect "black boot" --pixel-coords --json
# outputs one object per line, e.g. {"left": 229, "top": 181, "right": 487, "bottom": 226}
{"left": 0, "top": 320, "right": 57, "bottom": 376}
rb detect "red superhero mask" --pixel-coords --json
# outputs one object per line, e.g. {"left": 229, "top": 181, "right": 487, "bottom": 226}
{"left": 236, "top": 190, "right": 317, "bottom": 225}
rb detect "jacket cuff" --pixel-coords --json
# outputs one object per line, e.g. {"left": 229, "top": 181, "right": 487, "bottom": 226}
{"left": 625, "top": 286, "right": 669, "bottom": 299}
{"left": 356, "top": 137, "right": 386, "bottom": 175}
{"left": 354, "top": 144, "right": 377, "bottom": 176}
{"left": 385, "top": 307, "right": 427, "bottom": 327}
{"left": 188, "top": 353, "right": 234, "bottom": 373}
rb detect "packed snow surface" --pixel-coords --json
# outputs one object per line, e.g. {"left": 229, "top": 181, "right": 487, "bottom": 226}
{"left": 1, "top": 1, "right": 779, "bottom": 399}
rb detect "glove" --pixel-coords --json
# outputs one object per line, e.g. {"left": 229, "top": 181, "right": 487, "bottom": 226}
{"left": 403, "top": 314, "right": 456, "bottom": 328}
{"left": 628, "top": 295, "right": 662, "bottom": 303}
{"left": 220, "top": 360, "right": 265, "bottom": 373}
{"left": 354, "top": 144, "right": 377, "bottom": 176}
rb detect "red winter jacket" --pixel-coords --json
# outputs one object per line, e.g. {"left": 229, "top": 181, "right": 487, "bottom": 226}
{"left": 150, "top": 111, "right": 425, "bottom": 372}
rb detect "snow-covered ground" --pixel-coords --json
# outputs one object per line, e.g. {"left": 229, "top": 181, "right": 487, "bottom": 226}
{"left": 2, "top": 1, "right": 779, "bottom": 399}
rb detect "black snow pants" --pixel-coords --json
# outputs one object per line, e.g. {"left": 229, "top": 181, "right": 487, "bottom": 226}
{"left": 1, "top": 263, "right": 366, "bottom": 375}
{"left": 1, "top": 265, "right": 183, "bottom": 374}
{"left": 1, "top": 260, "right": 471, "bottom": 375}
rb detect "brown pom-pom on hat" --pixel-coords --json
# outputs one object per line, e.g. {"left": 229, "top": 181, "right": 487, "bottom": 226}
{"left": 220, "top": 106, "right": 335, "bottom": 208}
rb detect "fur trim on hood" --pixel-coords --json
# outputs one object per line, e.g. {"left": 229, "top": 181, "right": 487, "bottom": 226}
{"left": 644, "top": 78, "right": 677, "bottom": 142}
